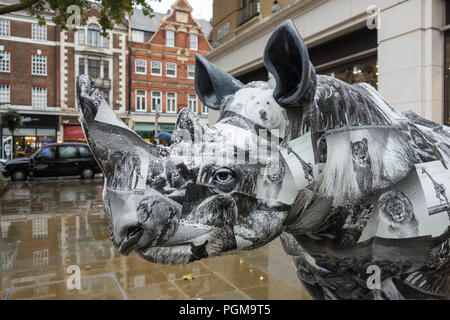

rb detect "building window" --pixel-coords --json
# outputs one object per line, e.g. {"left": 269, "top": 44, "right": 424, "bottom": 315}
{"left": 32, "top": 87, "right": 47, "bottom": 109}
{"left": 103, "top": 91, "right": 109, "bottom": 104}
{"left": 78, "top": 29, "right": 85, "bottom": 45}
{"left": 0, "top": 84, "right": 10, "bottom": 105}
{"left": 32, "top": 23, "right": 47, "bottom": 41}
{"left": 190, "top": 34, "right": 198, "bottom": 50}
{"left": 319, "top": 55, "right": 378, "bottom": 90}
{"left": 166, "top": 62, "right": 177, "bottom": 78}
{"left": 201, "top": 102, "right": 208, "bottom": 114}
{"left": 188, "top": 93, "right": 198, "bottom": 113}
{"left": 33, "top": 249, "right": 49, "bottom": 268}
{"left": 31, "top": 54, "right": 47, "bottom": 75}
{"left": 0, "top": 51, "right": 10, "bottom": 72}
{"left": 187, "top": 65, "right": 195, "bottom": 79}
{"left": 102, "top": 35, "right": 109, "bottom": 48}
{"left": 135, "top": 58, "right": 147, "bottom": 74}
{"left": 135, "top": 89, "right": 147, "bottom": 112}
{"left": 103, "top": 61, "right": 109, "bottom": 79}
{"left": 166, "top": 30, "right": 175, "bottom": 47}
{"left": 88, "top": 59, "right": 101, "bottom": 78}
{"left": 87, "top": 24, "right": 101, "bottom": 47}
{"left": 78, "top": 58, "right": 85, "bottom": 75}
{"left": 151, "top": 60, "right": 162, "bottom": 76}
{"left": 132, "top": 30, "right": 144, "bottom": 42}
{"left": 151, "top": 91, "right": 161, "bottom": 112}
{"left": 166, "top": 92, "right": 176, "bottom": 113}
{"left": 0, "top": 19, "right": 10, "bottom": 37}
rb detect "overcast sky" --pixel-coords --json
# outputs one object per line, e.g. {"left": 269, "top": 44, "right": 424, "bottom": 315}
{"left": 147, "top": 0, "right": 213, "bottom": 21}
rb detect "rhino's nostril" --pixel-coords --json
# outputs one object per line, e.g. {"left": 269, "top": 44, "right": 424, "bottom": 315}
{"left": 118, "top": 226, "right": 144, "bottom": 255}
{"left": 127, "top": 226, "right": 143, "bottom": 240}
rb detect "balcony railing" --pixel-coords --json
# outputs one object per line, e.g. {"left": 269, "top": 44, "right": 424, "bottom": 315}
{"left": 238, "top": 1, "right": 260, "bottom": 26}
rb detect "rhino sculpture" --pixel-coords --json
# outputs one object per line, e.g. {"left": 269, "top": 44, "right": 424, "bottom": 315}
{"left": 77, "top": 20, "right": 450, "bottom": 300}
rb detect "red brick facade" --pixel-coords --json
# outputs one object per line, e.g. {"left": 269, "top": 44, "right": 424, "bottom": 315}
{"left": 129, "top": 0, "right": 212, "bottom": 135}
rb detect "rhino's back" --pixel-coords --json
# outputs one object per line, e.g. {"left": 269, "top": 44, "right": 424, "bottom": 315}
{"left": 311, "top": 75, "right": 408, "bottom": 132}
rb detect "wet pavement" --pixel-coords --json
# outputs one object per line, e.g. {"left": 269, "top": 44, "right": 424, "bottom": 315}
{"left": 0, "top": 178, "right": 310, "bottom": 300}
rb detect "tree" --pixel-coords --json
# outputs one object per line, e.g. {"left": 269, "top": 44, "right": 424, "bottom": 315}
{"left": 0, "top": 0, "right": 159, "bottom": 34}
{"left": 1, "top": 109, "right": 22, "bottom": 159}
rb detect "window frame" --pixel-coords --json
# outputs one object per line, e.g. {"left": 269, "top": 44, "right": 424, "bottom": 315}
{"left": 190, "top": 34, "right": 198, "bottom": 50}
{"left": 131, "top": 30, "right": 144, "bottom": 43}
{"left": 187, "top": 64, "right": 195, "bottom": 79}
{"left": 201, "top": 101, "right": 208, "bottom": 114}
{"left": 151, "top": 90, "right": 162, "bottom": 113}
{"left": 0, "top": 50, "right": 10, "bottom": 73}
{"left": 0, "top": 19, "right": 10, "bottom": 37}
{"left": 32, "top": 23, "right": 47, "bottom": 41}
{"left": 31, "top": 87, "right": 47, "bottom": 110}
{"left": 0, "top": 84, "right": 10, "bottom": 104}
{"left": 31, "top": 54, "right": 47, "bottom": 76}
{"left": 135, "top": 58, "right": 147, "bottom": 74}
{"left": 87, "top": 23, "right": 101, "bottom": 47}
{"left": 135, "top": 89, "right": 147, "bottom": 112}
{"left": 166, "top": 91, "right": 177, "bottom": 113}
{"left": 188, "top": 93, "right": 198, "bottom": 113}
{"left": 87, "top": 59, "right": 101, "bottom": 79}
{"left": 78, "top": 28, "right": 85, "bottom": 45}
{"left": 166, "top": 30, "right": 175, "bottom": 47}
{"left": 151, "top": 60, "right": 162, "bottom": 76}
{"left": 166, "top": 62, "right": 177, "bottom": 78}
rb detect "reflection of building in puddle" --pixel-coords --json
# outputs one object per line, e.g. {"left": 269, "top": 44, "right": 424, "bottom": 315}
{"left": 133, "top": 274, "right": 146, "bottom": 288}
{"left": 32, "top": 216, "right": 48, "bottom": 239}
{"left": 1, "top": 251, "right": 14, "bottom": 271}
{"left": 1, "top": 220, "right": 11, "bottom": 238}
{"left": 33, "top": 249, "right": 49, "bottom": 269}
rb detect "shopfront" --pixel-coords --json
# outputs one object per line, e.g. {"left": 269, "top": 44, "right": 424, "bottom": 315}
{"left": 61, "top": 116, "right": 85, "bottom": 142}
{"left": 309, "top": 27, "right": 378, "bottom": 89}
{"left": 134, "top": 122, "right": 175, "bottom": 143}
{"left": 1, "top": 114, "right": 59, "bottom": 159}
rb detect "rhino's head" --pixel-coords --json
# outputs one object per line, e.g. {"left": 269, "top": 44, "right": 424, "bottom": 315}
{"left": 76, "top": 20, "right": 317, "bottom": 264}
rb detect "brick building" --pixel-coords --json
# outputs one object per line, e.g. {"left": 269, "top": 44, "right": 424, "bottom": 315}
{"left": 128, "top": 0, "right": 212, "bottom": 141}
{"left": 59, "top": 5, "right": 128, "bottom": 143}
{"left": 0, "top": 2, "right": 128, "bottom": 159}
{"left": 0, "top": 6, "right": 60, "bottom": 159}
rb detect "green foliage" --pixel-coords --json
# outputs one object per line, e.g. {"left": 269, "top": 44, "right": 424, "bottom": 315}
{"left": 1, "top": 109, "right": 22, "bottom": 135}
{"left": 0, "top": 0, "right": 160, "bottom": 35}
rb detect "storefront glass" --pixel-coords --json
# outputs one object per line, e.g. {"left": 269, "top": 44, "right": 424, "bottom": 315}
{"left": 1, "top": 114, "right": 58, "bottom": 159}
{"left": 318, "top": 55, "right": 378, "bottom": 89}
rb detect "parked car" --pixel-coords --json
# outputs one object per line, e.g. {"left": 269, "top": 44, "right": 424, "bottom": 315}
{"left": 1, "top": 142, "right": 102, "bottom": 181}
{"left": 0, "top": 158, "right": 6, "bottom": 172}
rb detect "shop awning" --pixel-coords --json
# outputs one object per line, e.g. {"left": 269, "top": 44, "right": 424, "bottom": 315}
{"left": 64, "top": 125, "right": 85, "bottom": 141}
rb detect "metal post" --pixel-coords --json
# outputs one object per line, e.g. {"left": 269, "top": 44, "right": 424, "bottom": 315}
{"left": 155, "top": 103, "right": 159, "bottom": 143}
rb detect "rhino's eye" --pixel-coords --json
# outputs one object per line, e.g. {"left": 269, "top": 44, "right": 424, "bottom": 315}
{"left": 212, "top": 168, "right": 238, "bottom": 193}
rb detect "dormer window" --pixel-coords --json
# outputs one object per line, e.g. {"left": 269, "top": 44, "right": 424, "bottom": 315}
{"left": 190, "top": 34, "right": 198, "bottom": 50}
{"left": 166, "top": 30, "right": 175, "bottom": 47}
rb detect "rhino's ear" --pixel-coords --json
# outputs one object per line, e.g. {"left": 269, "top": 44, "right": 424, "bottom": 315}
{"left": 195, "top": 54, "right": 244, "bottom": 110}
{"left": 264, "top": 20, "right": 316, "bottom": 108}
